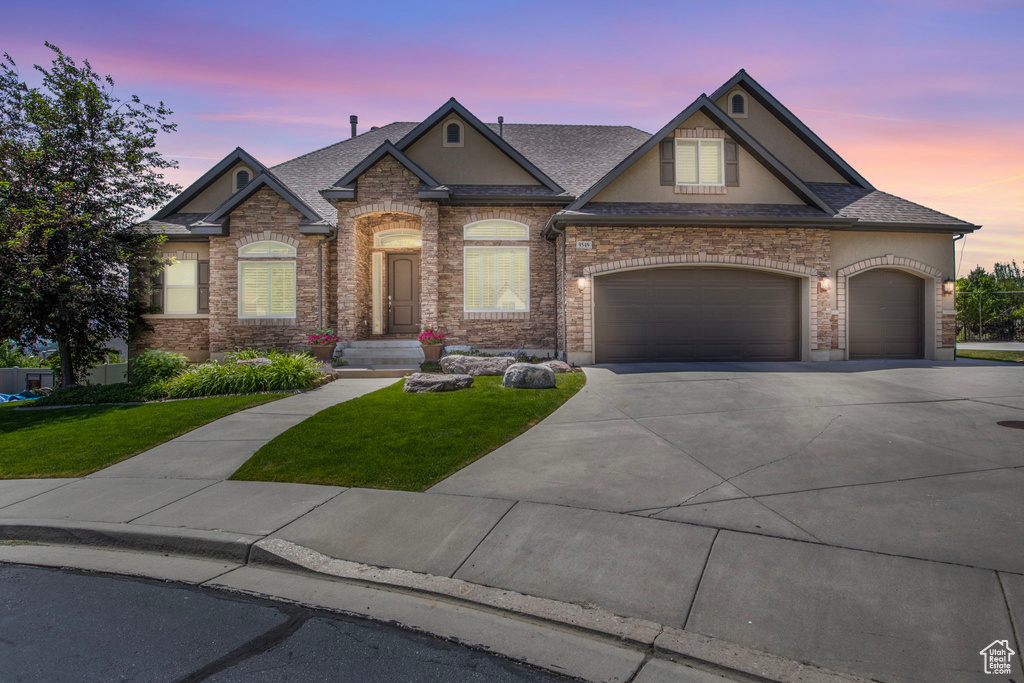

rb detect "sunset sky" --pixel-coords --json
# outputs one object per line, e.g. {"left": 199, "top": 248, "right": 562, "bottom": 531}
{"left": 3, "top": 0, "right": 1022, "bottom": 274}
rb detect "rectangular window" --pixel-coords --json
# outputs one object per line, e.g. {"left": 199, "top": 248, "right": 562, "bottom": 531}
{"left": 675, "top": 138, "right": 724, "bottom": 186}
{"left": 464, "top": 247, "right": 529, "bottom": 312}
{"left": 164, "top": 261, "right": 197, "bottom": 314}
{"left": 239, "top": 261, "right": 296, "bottom": 318}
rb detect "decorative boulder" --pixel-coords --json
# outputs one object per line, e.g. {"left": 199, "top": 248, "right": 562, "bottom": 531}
{"left": 404, "top": 373, "right": 473, "bottom": 393}
{"left": 440, "top": 355, "right": 515, "bottom": 376}
{"left": 539, "top": 360, "right": 572, "bottom": 374}
{"left": 502, "top": 363, "right": 556, "bottom": 389}
{"left": 236, "top": 357, "right": 273, "bottom": 366}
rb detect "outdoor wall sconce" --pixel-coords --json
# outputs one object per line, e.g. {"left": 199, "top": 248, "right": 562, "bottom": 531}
{"left": 943, "top": 278, "right": 955, "bottom": 295}
{"left": 818, "top": 275, "right": 832, "bottom": 293}
{"left": 576, "top": 276, "right": 587, "bottom": 292}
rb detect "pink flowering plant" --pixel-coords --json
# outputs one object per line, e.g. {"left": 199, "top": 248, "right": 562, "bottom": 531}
{"left": 418, "top": 328, "right": 445, "bottom": 345}
{"left": 308, "top": 328, "right": 340, "bottom": 346}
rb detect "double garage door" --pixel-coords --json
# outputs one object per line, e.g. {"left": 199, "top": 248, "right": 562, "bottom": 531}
{"left": 593, "top": 266, "right": 924, "bottom": 363}
{"left": 594, "top": 267, "right": 801, "bottom": 363}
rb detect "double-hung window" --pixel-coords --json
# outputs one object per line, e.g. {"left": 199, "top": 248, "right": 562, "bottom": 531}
{"left": 675, "top": 138, "right": 724, "bottom": 186}
{"left": 463, "top": 220, "right": 530, "bottom": 313}
{"left": 164, "top": 261, "right": 198, "bottom": 314}
{"left": 238, "top": 241, "right": 296, "bottom": 319}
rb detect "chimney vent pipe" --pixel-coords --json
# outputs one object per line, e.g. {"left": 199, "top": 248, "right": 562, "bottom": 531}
{"left": 350, "top": 115, "right": 358, "bottom": 138}
{"left": 497, "top": 116, "right": 504, "bottom": 138}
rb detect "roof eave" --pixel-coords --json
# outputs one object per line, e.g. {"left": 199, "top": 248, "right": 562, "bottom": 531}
{"left": 332, "top": 141, "right": 443, "bottom": 190}
{"left": 449, "top": 194, "right": 574, "bottom": 206}
{"left": 204, "top": 171, "right": 325, "bottom": 225}
{"left": 543, "top": 213, "right": 855, "bottom": 238}
{"left": 153, "top": 147, "right": 266, "bottom": 220}
{"left": 710, "top": 70, "right": 874, "bottom": 190}
{"left": 837, "top": 220, "right": 980, "bottom": 234}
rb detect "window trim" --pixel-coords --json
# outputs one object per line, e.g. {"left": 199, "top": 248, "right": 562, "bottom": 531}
{"left": 675, "top": 138, "right": 725, "bottom": 187}
{"left": 238, "top": 240, "right": 297, "bottom": 258}
{"left": 237, "top": 260, "right": 297, "bottom": 319}
{"left": 728, "top": 91, "right": 748, "bottom": 118}
{"left": 463, "top": 219, "right": 530, "bottom": 241}
{"left": 442, "top": 119, "right": 464, "bottom": 148}
{"left": 164, "top": 260, "right": 198, "bottom": 315}
{"left": 463, "top": 246, "right": 531, "bottom": 313}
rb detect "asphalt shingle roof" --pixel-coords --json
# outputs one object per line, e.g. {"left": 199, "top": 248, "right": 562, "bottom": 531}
{"left": 135, "top": 213, "right": 212, "bottom": 235}
{"left": 562, "top": 202, "right": 830, "bottom": 219}
{"left": 808, "top": 182, "right": 975, "bottom": 227}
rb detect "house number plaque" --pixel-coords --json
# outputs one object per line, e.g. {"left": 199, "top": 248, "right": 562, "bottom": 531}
{"left": 575, "top": 240, "right": 593, "bottom": 249}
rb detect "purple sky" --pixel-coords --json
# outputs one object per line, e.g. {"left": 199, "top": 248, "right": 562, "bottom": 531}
{"left": 4, "top": 0, "right": 1022, "bottom": 273}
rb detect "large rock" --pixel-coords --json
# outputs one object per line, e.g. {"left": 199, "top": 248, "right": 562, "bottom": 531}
{"left": 502, "top": 363, "right": 556, "bottom": 389}
{"left": 538, "top": 360, "right": 572, "bottom": 374}
{"left": 440, "top": 355, "right": 515, "bottom": 376}
{"left": 403, "top": 373, "right": 473, "bottom": 393}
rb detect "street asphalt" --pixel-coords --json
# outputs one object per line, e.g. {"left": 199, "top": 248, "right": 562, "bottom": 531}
{"left": 0, "top": 563, "right": 570, "bottom": 683}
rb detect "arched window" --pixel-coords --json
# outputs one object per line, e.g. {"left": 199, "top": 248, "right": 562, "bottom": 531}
{"left": 374, "top": 229, "right": 422, "bottom": 248}
{"left": 235, "top": 168, "right": 251, "bottom": 191}
{"left": 729, "top": 92, "right": 747, "bottom": 118}
{"left": 463, "top": 220, "right": 530, "bottom": 240}
{"left": 238, "top": 240, "right": 296, "bottom": 257}
{"left": 443, "top": 120, "right": 464, "bottom": 147}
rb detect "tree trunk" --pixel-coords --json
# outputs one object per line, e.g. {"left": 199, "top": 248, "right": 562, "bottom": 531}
{"left": 57, "top": 337, "right": 77, "bottom": 388}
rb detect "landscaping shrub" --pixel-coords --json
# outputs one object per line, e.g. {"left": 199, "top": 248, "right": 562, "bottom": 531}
{"left": 34, "top": 381, "right": 168, "bottom": 406}
{"left": 164, "top": 353, "right": 322, "bottom": 398}
{"left": 445, "top": 349, "right": 494, "bottom": 358}
{"left": 419, "top": 360, "right": 442, "bottom": 373}
{"left": 132, "top": 350, "right": 188, "bottom": 385}
{"left": 223, "top": 348, "right": 290, "bottom": 362}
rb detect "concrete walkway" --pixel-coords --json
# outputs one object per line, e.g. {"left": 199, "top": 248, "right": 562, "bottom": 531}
{"left": 1, "top": 362, "right": 1022, "bottom": 682}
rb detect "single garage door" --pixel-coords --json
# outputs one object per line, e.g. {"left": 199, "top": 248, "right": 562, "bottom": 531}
{"left": 594, "top": 267, "right": 801, "bottom": 363}
{"left": 849, "top": 269, "right": 924, "bottom": 359}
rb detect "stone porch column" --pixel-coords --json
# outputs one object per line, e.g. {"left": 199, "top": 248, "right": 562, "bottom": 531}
{"left": 336, "top": 207, "right": 358, "bottom": 339}
{"left": 420, "top": 202, "right": 439, "bottom": 330}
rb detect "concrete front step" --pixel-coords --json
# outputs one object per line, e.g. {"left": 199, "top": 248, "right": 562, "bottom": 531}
{"left": 343, "top": 340, "right": 422, "bottom": 349}
{"left": 342, "top": 348, "right": 424, "bottom": 359}
{"left": 334, "top": 367, "right": 414, "bottom": 378}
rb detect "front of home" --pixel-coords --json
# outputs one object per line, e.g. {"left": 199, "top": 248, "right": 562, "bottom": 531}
{"left": 134, "top": 70, "right": 977, "bottom": 365}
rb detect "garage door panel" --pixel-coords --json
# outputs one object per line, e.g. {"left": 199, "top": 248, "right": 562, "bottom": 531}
{"left": 849, "top": 269, "right": 924, "bottom": 360}
{"left": 594, "top": 267, "right": 801, "bottom": 363}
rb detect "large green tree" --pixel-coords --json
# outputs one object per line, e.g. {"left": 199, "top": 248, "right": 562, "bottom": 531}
{"left": 0, "top": 43, "right": 179, "bottom": 387}
{"left": 956, "top": 261, "right": 1024, "bottom": 340}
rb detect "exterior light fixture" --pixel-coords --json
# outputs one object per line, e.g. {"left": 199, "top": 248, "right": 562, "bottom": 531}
{"left": 943, "top": 278, "right": 955, "bottom": 295}
{"left": 576, "top": 276, "right": 587, "bottom": 292}
{"left": 818, "top": 275, "right": 832, "bottom": 292}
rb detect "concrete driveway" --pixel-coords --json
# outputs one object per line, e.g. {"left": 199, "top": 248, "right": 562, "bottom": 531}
{"left": 431, "top": 359, "right": 1024, "bottom": 681}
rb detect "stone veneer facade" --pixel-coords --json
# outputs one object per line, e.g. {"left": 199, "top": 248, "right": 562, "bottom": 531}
{"left": 133, "top": 169, "right": 955, "bottom": 362}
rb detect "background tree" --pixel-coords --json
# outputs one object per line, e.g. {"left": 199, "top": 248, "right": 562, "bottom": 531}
{"left": 0, "top": 43, "right": 180, "bottom": 387}
{"left": 956, "top": 261, "right": 1024, "bottom": 341}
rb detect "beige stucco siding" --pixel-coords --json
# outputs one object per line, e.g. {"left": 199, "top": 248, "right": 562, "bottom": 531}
{"left": 831, "top": 231, "right": 954, "bottom": 278}
{"left": 714, "top": 88, "right": 846, "bottom": 184}
{"left": 180, "top": 162, "right": 254, "bottom": 213}
{"left": 591, "top": 112, "right": 804, "bottom": 204}
{"left": 160, "top": 241, "right": 210, "bottom": 260}
{"left": 405, "top": 115, "right": 540, "bottom": 186}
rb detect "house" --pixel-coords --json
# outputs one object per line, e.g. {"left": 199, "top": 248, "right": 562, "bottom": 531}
{"left": 133, "top": 70, "right": 977, "bottom": 365}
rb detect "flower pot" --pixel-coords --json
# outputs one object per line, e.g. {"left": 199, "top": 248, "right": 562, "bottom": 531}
{"left": 311, "top": 344, "right": 336, "bottom": 363}
{"left": 422, "top": 344, "right": 442, "bottom": 362}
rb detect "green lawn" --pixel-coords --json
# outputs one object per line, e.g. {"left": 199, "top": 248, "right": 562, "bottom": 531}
{"left": 957, "top": 349, "right": 1024, "bottom": 363}
{"left": 0, "top": 393, "right": 286, "bottom": 478}
{"left": 232, "top": 373, "right": 586, "bottom": 491}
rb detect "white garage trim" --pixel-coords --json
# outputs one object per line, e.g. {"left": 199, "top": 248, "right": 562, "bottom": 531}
{"left": 573, "top": 255, "right": 819, "bottom": 365}
{"left": 836, "top": 255, "right": 944, "bottom": 360}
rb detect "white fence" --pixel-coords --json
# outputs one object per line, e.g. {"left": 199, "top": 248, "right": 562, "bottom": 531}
{"left": 0, "top": 363, "right": 128, "bottom": 394}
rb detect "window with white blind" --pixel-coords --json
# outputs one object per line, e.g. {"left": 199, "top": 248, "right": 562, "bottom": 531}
{"left": 239, "top": 241, "right": 296, "bottom": 257}
{"left": 464, "top": 220, "right": 530, "bottom": 240}
{"left": 238, "top": 261, "right": 295, "bottom": 318}
{"left": 464, "top": 247, "right": 529, "bottom": 312}
{"left": 164, "top": 261, "right": 198, "bottom": 314}
{"left": 675, "top": 138, "right": 724, "bottom": 186}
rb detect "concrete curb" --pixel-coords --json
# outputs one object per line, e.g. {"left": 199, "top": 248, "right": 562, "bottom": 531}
{"left": 0, "top": 524, "right": 871, "bottom": 683}
{"left": 251, "top": 538, "right": 869, "bottom": 683}
{"left": 0, "top": 519, "right": 260, "bottom": 563}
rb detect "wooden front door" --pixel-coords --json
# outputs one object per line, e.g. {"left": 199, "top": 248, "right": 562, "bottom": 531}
{"left": 387, "top": 253, "right": 420, "bottom": 334}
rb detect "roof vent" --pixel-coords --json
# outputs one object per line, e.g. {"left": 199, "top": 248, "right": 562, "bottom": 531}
{"left": 498, "top": 116, "right": 504, "bottom": 138}
{"left": 350, "top": 115, "right": 358, "bottom": 138}
{"left": 370, "top": 126, "right": 379, "bottom": 131}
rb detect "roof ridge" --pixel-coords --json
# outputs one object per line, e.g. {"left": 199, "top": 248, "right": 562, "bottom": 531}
{"left": 271, "top": 121, "right": 413, "bottom": 169}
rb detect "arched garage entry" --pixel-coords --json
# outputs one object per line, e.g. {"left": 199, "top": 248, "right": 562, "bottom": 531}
{"left": 593, "top": 267, "right": 802, "bottom": 363}
{"left": 848, "top": 268, "right": 925, "bottom": 359}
